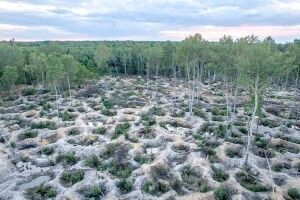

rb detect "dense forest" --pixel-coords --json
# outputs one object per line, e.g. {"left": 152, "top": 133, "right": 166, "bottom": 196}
{"left": 1, "top": 34, "right": 300, "bottom": 199}
{"left": 1, "top": 34, "right": 299, "bottom": 92}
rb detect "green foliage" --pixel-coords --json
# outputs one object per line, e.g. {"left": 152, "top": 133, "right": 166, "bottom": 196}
{"left": 56, "top": 152, "right": 78, "bottom": 165}
{"left": 21, "top": 87, "right": 36, "bottom": 96}
{"left": 1, "top": 66, "right": 18, "bottom": 91}
{"left": 84, "top": 185, "right": 106, "bottom": 199}
{"left": 85, "top": 155, "right": 103, "bottom": 170}
{"left": 67, "top": 128, "right": 80, "bottom": 135}
{"left": 117, "top": 179, "right": 133, "bottom": 194}
{"left": 60, "top": 111, "right": 77, "bottom": 121}
{"left": 214, "top": 186, "right": 232, "bottom": 200}
{"left": 134, "top": 154, "right": 154, "bottom": 164}
{"left": 236, "top": 171, "right": 270, "bottom": 192}
{"left": 18, "top": 130, "right": 38, "bottom": 140}
{"left": 31, "top": 121, "right": 56, "bottom": 129}
{"left": 287, "top": 188, "right": 300, "bottom": 199}
{"left": 41, "top": 146, "right": 55, "bottom": 155}
{"left": 94, "top": 127, "right": 106, "bottom": 135}
{"left": 26, "top": 184, "right": 57, "bottom": 200}
{"left": 60, "top": 170, "right": 85, "bottom": 187}
{"left": 114, "top": 122, "right": 130, "bottom": 138}
{"left": 212, "top": 166, "right": 229, "bottom": 182}
{"left": 225, "top": 147, "right": 243, "bottom": 158}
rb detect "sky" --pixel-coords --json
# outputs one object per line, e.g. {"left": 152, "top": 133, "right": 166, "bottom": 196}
{"left": 0, "top": 0, "right": 299, "bottom": 42}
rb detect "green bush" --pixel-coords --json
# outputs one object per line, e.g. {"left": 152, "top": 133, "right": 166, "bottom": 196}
{"left": 83, "top": 185, "right": 106, "bottom": 199}
{"left": 94, "top": 127, "right": 106, "bottom": 135}
{"left": 214, "top": 186, "right": 232, "bottom": 200}
{"left": 41, "top": 146, "right": 55, "bottom": 155}
{"left": 67, "top": 128, "right": 80, "bottom": 135}
{"left": 60, "top": 170, "right": 85, "bottom": 187}
{"left": 101, "top": 108, "right": 117, "bottom": 116}
{"left": 134, "top": 154, "right": 154, "bottom": 164}
{"left": 114, "top": 122, "right": 131, "bottom": 138}
{"left": 18, "top": 130, "right": 38, "bottom": 140}
{"left": 26, "top": 184, "right": 57, "bottom": 200}
{"left": 31, "top": 121, "right": 56, "bottom": 130}
{"left": 141, "top": 112, "right": 156, "bottom": 126}
{"left": 254, "top": 136, "right": 269, "bottom": 148}
{"left": 272, "top": 163, "right": 284, "bottom": 172}
{"left": 85, "top": 155, "right": 103, "bottom": 170}
{"left": 60, "top": 111, "right": 77, "bottom": 121}
{"left": 102, "top": 98, "right": 114, "bottom": 109}
{"left": 225, "top": 147, "right": 243, "bottom": 158}
{"left": 22, "top": 87, "right": 36, "bottom": 96}
{"left": 56, "top": 152, "right": 78, "bottom": 166}
{"left": 142, "top": 180, "right": 170, "bottom": 196}
{"left": 235, "top": 172, "right": 270, "bottom": 192}
{"left": 287, "top": 187, "right": 300, "bottom": 199}
{"left": 117, "top": 179, "right": 133, "bottom": 194}
{"left": 212, "top": 166, "right": 229, "bottom": 182}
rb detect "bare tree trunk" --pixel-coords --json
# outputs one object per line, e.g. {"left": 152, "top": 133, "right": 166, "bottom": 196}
{"left": 244, "top": 75, "right": 259, "bottom": 167}
{"left": 155, "top": 62, "right": 158, "bottom": 97}
{"left": 53, "top": 83, "right": 60, "bottom": 127}
{"left": 67, "top": 76, "right": 72, "bottom": 102}
{"left": 230, "top": 72, "right": 240, "bottom": 134}
{"left": 264, "top": 150, "right": 275, "bottom": 199}
{"left": 187, "top": 57, "right": 193, "bottom": 121}
{"left": 146, "top": 61, "right": 149, "bottom": 90}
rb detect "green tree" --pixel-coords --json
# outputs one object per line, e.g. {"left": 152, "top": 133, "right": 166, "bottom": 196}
{"left": 1, "top": 65, "right": 19, "bottom": 93}
{"left": 94, "top": 44, "right": 110, "bottom": 75}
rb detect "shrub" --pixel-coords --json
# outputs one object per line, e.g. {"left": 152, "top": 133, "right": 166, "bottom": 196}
{"left": 56, "top": 152, "right": 78, "bottom": 166}
{"left": 117, "top": 179, "right": 133, "bottom": 194}
{"left": 214, "top": 186, "right": 232, "bottom": 200}
{"left": 94, "top": 127, "right": 106, "bottom": 135}
{"left": 225, "top": 147, "right": 243, "bottom": 158}
{"left": 101, "top": 108, "right": 117, "bottom": 116}
{"left": 41, "top": 146, "right": 55, "bottom": 155}
{"left": 287, "top": 187, "right": 300, "bottom": 199}
{"left": 272, "top": 163, "right": 284, "bottom": 172}
{"left": 60, "top": 111, "right": 77, "bottom": 121}
{"left": 18, "top": 130, "right": 38, "bottom": 140}
{"left": 22, "top": 87, "right": 36, "bottom": 96}
{"left": 142, "top": 180, "right": 170, "bottom": 196}
{"left": 193, "top": 108, "right": 208, "bottom": 120}
{"left": 26, "top": 184, "right": 57, "bottom": 200}
{"left": 149, "top": 106, "right": 166, "bottom": 116}
{"left": 85, "top": 155, "right": 102, "bottom": 170}
{"left": 141, "top": 112, "right": 156, "bottom": 126}
{"left": 60, "top": 170, "right": 85, "bottom": 187}
{"left": 82, "top": 184, "right": 106, "bottom": 199}
{"left": 212, "top": 166, "right": 229, "bottom": 182}
{"left": 134, "top": 154, "right": 154, "bottom": 164}
{"left": 211, "top": 107, "right": 227, "bottom": 116}
{"left": 67, "top": 128, "right": 80, "bottom": 135}
{"left": 172, "top": 144, "right": 190, "bottom": 153}
{"left": 102, "top": 98, "right": 114, "bottom": 109}
{"left": 107, "top": 161, "right": 133, "bottom": 179}
{"left": 235, "top": 172, "right": 270, "bottom": 192}
{"left": 254, "top": 136, "right": 269, "bottom": 148}
{"left": 260, "top": 118, "right": 280, "bottom": 128}
{"left": 239, "top": 127, "right": 248, "bottom": 135}
{"left": 31, "top": 121, "right": 56, "bottom": 130}
{"left": 181, "top": 165, "right": 211, "bottom": 192}
{"left": 114, "top": 122, "right": 130, "bottom": 138}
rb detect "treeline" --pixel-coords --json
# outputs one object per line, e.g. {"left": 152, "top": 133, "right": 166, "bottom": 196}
{"left": 0, "top": 34, "right": 299, "bottom": 92}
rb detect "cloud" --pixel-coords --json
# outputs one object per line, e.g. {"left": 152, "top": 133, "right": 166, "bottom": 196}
{"left": 0, "top": 0, "right": 299, "bottom": 42}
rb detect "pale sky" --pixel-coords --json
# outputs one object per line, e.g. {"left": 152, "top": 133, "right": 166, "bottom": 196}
{"left": 0, "top": 0, "right": 299, "bottom": 42}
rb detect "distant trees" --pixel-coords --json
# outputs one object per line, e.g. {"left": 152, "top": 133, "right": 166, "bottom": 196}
{"left": 1, "top": 66, "right": 18, "bottom": 93}
{"left": 94, "top": 44, "right": 111, "bottom": 75}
